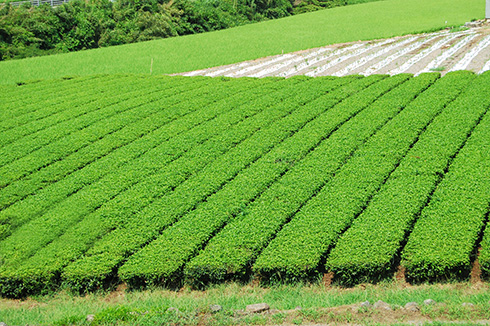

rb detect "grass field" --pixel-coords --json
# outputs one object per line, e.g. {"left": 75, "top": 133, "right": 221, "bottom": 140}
{"left": 0, "top": 0, "right": 484, "bottom": 84}
{"left": 1, "top": 72, "right": 490, "bottom": 300}
{"left": 2, "top": 282, "right": 490, "bottom": 325}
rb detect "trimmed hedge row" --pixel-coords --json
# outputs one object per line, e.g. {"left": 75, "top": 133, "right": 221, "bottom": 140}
{"left": 326, "top": 72, "right": 490, "bottom": 285}
{"left": 4, "top": 76, "right": 310, "bottom": 296}
{"left": 401, "top": 78, "right": 490, "bottom": 281}
{"left": 0, "top": 76, "right": 212, "bottom": 189}
{"left": 114, "top": 76, "right": 385, "bottom": 288}
{"left": 0, "top": 75, "right": 105, "bottom": 129}
{"left": 60, "top": 76, "right": 358, "bottom": 292}
{"left": 252, "top": 71, "right": 474, "bottom": 281}
{"left": 0, "top": 75, "right": 174, "bottom": 167}
{"left": 0, "top": 76, "right": 240, "bottom": 238}
{"left": 0, "top": 76, "right": 324, "bottom": 296}
{"left": 0, "top": 78, "right": 268, "bottom": 248}
{"left": 0, "top": 77, "right": 287, "bottom": 297}
{"left": 0, "top": 76, "right": 250, "bottom": 210}
{"left": 185, "top": 73, "right": 427, "bottom": 284}
{"left": 2, "top": 73, "right": 488, "bottom": 297}
{"left": 0, "top": 75, "right": 139, "bottom": 147}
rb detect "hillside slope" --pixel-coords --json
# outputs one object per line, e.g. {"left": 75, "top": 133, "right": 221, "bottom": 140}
{"left": 177, "top": 23, "right": 490, "bottom": 77}
{"left": 1, "top": 72, "right": 490, "bottom": 297}
{"left": 0, "top": 0, "right": 484, "bottom": 84}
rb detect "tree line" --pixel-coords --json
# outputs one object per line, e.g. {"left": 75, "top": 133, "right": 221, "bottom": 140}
{"left": 0, "top": 0, "right": 348, "bottom": 60}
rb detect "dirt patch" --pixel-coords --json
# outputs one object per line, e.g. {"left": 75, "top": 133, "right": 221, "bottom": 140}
{"left": 0, "top": 298, "right": 48, "bottom": 310}
{"left": 322, "top": 271, "right": 334, "bottom": 287}
{"left": 103, "top": 282, "right": 127, "bottom": 303}
{"left": 471, "top": 248, "right": 483, "bottom": 285}
{"left": 394, "top": 265, "right": 407, "bottom": 284}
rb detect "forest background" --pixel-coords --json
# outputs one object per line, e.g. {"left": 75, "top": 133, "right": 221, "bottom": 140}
{"left": 0, "top": 0, "right": 372, "bottom": 60}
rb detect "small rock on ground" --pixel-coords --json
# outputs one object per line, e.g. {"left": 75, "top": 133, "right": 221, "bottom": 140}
{"left": 424, "top": 299, "right": 436, "bottom": 305}
{"left": 209, "top": 304, "right": 222, "bottom": 313}
{"left": 246, "top": 303, "right": 270, "bottom": 313}
{"left": 373, "top": 300, "right": 392, "bottom": 311}
{"left": 462, "top": 302, "right": 475, "bottom": 308}
{"left": 86, "top": 315, "right": 95, "bottom": 322}
{"left": 0, "top": 322, "right": 8, "bottom": 326}
{"left": 360, "top": 301, "right": 372, "bottom": 308}
{"left": 404, "top": 302, "right": 420, "bottom": 312}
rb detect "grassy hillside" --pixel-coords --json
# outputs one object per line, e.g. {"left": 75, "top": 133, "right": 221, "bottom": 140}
{"left": 0, "top": 0, "right": 484, "bottom": 84}
{"left": 1, "top": 72, "right": 490, "bottom": 298}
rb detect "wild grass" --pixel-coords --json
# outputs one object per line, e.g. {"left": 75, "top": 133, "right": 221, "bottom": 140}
{"left": 1, "top": 281, "right": 490, "bottom": 325}
{"left": 0, "top": 0, "right": 483, "bottom": 84}
{"left": 430, "top": 66, "right": 447, "bottom": 72}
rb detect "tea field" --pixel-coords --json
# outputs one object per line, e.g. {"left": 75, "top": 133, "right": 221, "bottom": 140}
{"left": 1, "top": 72, "right": 490, "bottom": 298}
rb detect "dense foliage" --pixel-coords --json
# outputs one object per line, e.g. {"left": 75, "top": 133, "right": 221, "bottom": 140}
{"left": 1, "top": 73, "right": 490, "bottom": 298}
{"left": 0, "top": 0, "right": 240, "bottom": 60}
{"left": 253, "top": 72, "right": 474, "bottom": 283}
{"left": 0, "top": 0, "right": 361, "bottom": 60}
{"left": 326, "top": 72, "right": 490, "bottom": 285}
